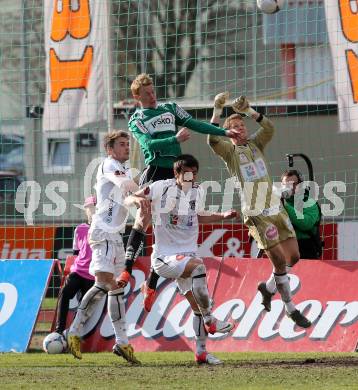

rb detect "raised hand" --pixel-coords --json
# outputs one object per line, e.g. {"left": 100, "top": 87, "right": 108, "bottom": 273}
{"left": 232, "top": 95, "right": 256, "bottom": 117}
{"left": 213, "top": 91, "right": 230, "bottom": 117}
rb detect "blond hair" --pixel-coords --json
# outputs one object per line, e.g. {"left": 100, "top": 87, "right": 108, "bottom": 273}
{"left": 130, "top": 73, "right": 153, "bottom": 96}
{"left": 103, "top": 130, "right": 129, "bottom": 150}
{"left": 223, "top": 113, "right": 244, "bottom": 129}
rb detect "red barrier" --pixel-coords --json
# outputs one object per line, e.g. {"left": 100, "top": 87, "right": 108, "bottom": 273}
{"left": 69, "top": 257, "right": 358, "bottom": 353}
{"left": 146, "top": 223, "right": 337, "bottom": 259}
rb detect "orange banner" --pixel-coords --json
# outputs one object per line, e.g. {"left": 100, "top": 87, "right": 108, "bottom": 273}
{"left": 325, "top": 0, "right": 358, "bottom": 132}
{"left": 43, "top": 0, "right": 107, "bottom": 131}
{"left": 0, "top": 226, "right": 55, "bottom": 259}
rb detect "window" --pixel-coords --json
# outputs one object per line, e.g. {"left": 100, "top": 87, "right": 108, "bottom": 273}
{"left": 43, "top": 132, "right": 74, "bottom": 174}
{"left": 0, "top": 174, "right": 23, "bottom": 218}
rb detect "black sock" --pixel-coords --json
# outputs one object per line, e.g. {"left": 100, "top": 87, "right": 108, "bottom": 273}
{"left": 125, "top": 228, "right": 145, "bottom": 270}
{"left": 147, "top": 268, "right": 160, "bottom": 290}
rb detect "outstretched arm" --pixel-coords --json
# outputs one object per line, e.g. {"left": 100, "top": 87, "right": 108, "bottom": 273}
{"left": 198, "top": 209, "right": 238, "bottom": 223}
{"left": 131, "top": 121, "right": 179, "bottom": 151}
{"left": 185, "top": 117, "right": 239, "bottom": 139}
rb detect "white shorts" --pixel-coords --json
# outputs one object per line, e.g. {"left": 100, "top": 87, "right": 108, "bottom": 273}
{"left": 152, "top": 253, "right": 197, "bottom": 295}
{"left": 89, "top": 236, "right": 125, "bottom": 278}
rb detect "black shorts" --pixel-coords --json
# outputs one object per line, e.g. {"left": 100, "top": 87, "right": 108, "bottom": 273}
{"left": 139, "top": 165, "right": 174, "bottom": 186}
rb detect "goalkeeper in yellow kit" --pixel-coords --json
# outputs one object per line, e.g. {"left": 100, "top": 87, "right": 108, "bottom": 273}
{"left": 208, "top": 93, "right": 311, "bottom": 328}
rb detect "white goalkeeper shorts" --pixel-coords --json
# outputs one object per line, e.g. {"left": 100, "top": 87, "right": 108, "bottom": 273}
{"left": 89, "top": 235, "right": 125, "bottom": 278}
{"left": 152, "top": 253, "right": 198, "bottom": 295}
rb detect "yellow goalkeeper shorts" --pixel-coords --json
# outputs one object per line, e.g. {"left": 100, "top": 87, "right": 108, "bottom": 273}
{"left": 245, "top": 210, "right": 296, "bottom": 250}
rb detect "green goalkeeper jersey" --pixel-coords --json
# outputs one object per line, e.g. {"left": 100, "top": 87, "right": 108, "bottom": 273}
{"left": 129, "top": 102, "right": 227, "bottom": 168}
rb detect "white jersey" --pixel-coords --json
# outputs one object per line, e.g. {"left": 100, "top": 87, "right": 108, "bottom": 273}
{"left": 148, "top": 179, "right": 205, "bottom": 257}
{"left": 90, "top": 157, "right": 132, "bottom": 237}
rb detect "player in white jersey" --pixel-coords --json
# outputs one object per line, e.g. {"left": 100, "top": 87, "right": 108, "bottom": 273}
{"left": 68, "top": 130, "right": 143, "bottom": 363}
{"left": 122, "top": 154, "right": 237, "bottom": 365}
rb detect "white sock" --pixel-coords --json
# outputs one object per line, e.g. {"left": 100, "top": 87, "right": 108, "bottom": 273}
{"left": 274, "top": 273, "right": 296, "bottom": 314}
{"left": 266, "top": 265, "right": 293, "bottom": 294}
{"left": 108, "top": 289, "right": 128, "bottom": 346}
{"left": 193, "top": 312, "right": 207, "bottom": 355}
{"left": 265, "top": 272, "right": 276, "bottom": 294}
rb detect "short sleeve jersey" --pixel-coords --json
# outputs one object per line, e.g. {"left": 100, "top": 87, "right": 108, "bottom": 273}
{"left": 147, "top": 178, "right": 205, "bottom": 257}
{"left": 71, "top": 223, "right": 94, "bottom": 280}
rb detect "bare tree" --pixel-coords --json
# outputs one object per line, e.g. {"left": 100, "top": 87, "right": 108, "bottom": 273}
{"left": 112, "top": 0, "right": 251, "bottom": 100}
{"left": 0, "top": 0, "right": 253, "bottom": 116}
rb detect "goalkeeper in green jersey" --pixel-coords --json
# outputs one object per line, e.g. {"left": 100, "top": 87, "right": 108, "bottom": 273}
{"left": 122, "top": 74, "right": 239, "bottom": 311}
{"left": 207, "top": 92, "right": 311, "bottom": 329}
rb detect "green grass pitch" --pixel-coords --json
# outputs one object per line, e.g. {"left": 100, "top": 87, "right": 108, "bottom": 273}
{"left": 0, "top": 352, "right": 357, "bottom": 389}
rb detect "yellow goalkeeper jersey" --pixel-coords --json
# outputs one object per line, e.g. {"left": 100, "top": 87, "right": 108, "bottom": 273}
{"left": 208, "top": 116, "right": 279, "bottom": 216}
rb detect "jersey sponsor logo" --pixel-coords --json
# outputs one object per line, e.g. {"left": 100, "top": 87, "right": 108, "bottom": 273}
{"left": 175, "top": 104, "right": 191, "bottom": 120}
{"left": 144, "top": 113, "right": 176, "bottom": 134}
{"left": 105, "top": 199, "right": 114, "bottom": 224}
{"left": 265, "top": 224, "right": 279, "bottom": 240}
{"left": 255, "top": 158, "right": 268, "bottom": 177}
{"left": 240, "top": 163, "right": 260, "bottom": 182}
{"left": 187, "top": 215, "right": 193, "bottom": 227}
{"left": 239, "top": 159, "right": 268, "bottom": 182}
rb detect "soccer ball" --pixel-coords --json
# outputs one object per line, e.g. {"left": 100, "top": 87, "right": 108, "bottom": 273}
{"left": 257, "top": 0, "right": 285, "bottom": 14}
{"left": 42, "top": 332, "right": 67, "bottom": 354}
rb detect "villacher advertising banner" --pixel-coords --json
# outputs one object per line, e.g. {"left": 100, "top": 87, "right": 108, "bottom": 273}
{"left": 66, "top": 258, "right": 358, "bottom": 353}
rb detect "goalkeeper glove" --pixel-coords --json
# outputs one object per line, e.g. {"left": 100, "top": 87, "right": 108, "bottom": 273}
{"left": 232, "top": 96, "right": 257, "bottom": 117}
{"left": 213, "top": 92, "right": 229, "bottom": 117}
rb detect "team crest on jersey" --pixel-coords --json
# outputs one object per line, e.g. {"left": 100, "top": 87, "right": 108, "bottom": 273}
{"left": 189, "top": 200, "right": 196, "bottom": 210}
{"left": 136, "top": 111, "right": 144, "bottom": 119}
{"left": 239, "top": 153, "right": 249, "bottom": 163}
{"left": 169, "top": 214, "right": 178, "bottom": 225}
